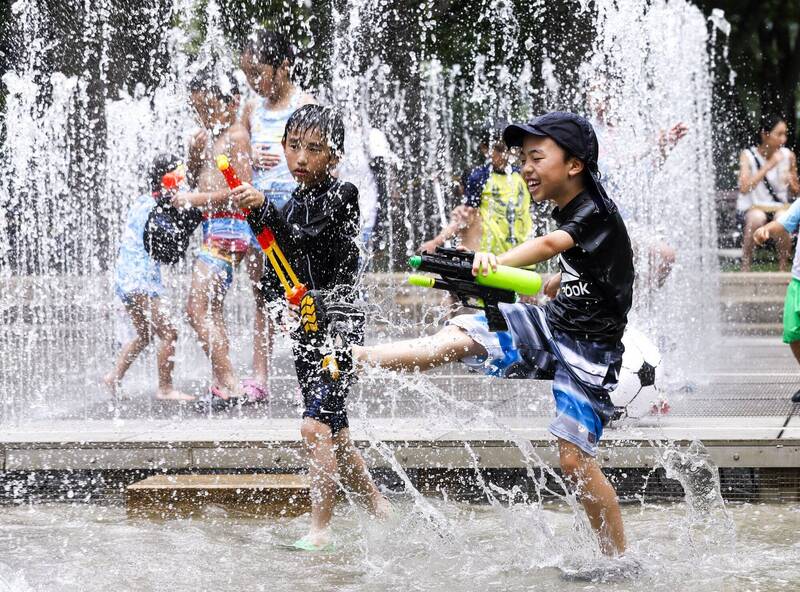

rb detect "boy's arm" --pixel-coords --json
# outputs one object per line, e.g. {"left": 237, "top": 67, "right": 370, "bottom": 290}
{"left": 229, "top": 125, "right": 253, "bottom": 184}
{"left": 186, "top": 129, "right": 207, "bottom": 188}
{"left": 237, "top": 182, "right": 358, "bottom": 252}
{"left": 754, "top": 199, "right": 800, "bottom": 246}
{"left": 241, "top": 100, "right": 254, "bottom": 134}
{"left": 472, "top": 230, "right": 574, "bottom": 275}
{"left": 418, "top": 205, "right": 478, "bottom": 253}
{"left": 174, "top": 126, "right": 253, "bottom": 211}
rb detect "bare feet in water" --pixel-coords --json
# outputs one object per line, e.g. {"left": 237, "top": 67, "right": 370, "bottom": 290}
{"left": 371, "top": 494, "right": 393, "bottom": 520}
{"left": 156, "top": 388, "right": 196, "bottom": 401}
{"left": 102, "top": 373, "right": 120, "bottom": 396}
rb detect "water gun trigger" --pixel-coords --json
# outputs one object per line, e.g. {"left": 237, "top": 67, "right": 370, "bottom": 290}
{"left": 287, "top": 284, "right": 309, "bottom": 307}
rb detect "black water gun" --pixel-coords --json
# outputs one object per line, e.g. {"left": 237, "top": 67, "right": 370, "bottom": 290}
{"left": 408, "top": 247, "right": 542, "bottom": 331}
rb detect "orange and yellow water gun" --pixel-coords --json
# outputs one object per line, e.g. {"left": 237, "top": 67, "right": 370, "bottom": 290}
{"left": 215, "top": 155, "right": 309, "bottom": 307}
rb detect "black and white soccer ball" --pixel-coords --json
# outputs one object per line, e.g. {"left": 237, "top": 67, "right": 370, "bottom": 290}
{"left": 613, "top": 327, "right": 666, "bottom": 418}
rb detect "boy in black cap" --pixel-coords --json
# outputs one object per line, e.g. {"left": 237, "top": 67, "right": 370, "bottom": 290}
{"left": 331, "top": 111, "right": 634, "bottom": 556}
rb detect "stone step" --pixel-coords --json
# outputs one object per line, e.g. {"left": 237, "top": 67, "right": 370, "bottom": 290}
{"left": 720, "top": 300, "right": 783, "bottom": 325}
{"left": 125, "top": 473, "right": 310, "bottom": 518}
{"left": 722, "top": 322, "right": 783, "bottom": 336}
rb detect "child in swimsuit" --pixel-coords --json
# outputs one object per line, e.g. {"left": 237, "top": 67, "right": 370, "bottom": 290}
{"left": 104, "top": 153, "right": 194, "bottom": 401}
{"left": 174, "top": 66, "right": 256, "bottom": 404}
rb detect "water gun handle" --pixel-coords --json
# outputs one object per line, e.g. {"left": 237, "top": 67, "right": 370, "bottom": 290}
{"left": 216, "top": 154, "right": 308, "bottom": 306}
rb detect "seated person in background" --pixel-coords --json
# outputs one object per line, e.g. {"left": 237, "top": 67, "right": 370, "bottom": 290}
{"left": 737, "top": 113, "right": 800, "bottom": 272}
{"left": 419, "top": 118, "right": 534, "bottom": 255}
{"left": 753, "top": 203, "right": 800, "bottom": 403}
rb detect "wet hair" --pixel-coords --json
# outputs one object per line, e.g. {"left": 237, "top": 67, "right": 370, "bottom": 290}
{"left": 283, "top": 104, "right": 345, "bottom": 157}
{"left": 188, "top": 64, "right": 240, "bottom": 102}
{"left": 478, "top": 117, "right": 510, "bottom": 148}
{"left": 242, "top": 29, "right": 295, "bottom": 68}
{"left": 147, "top": 153, "right": 182, "bottom": 192}
{"left": 757, "top": 112, "right": 786, "bottom": 143}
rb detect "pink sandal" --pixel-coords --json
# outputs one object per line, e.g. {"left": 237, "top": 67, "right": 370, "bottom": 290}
{"left": 240, "top": 379, "right": 269, "bottom": 404}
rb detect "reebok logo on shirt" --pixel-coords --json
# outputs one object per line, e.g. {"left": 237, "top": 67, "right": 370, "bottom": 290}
{"left": 558, "top": 255, "right": 591, "bottom": 298}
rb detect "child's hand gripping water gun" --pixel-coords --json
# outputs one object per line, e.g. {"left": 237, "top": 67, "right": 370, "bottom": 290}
{"left": 408, "top": 247, "right": 542, "bottom": 331}
{"left": 216, "top": 154, "right": 309, "bottom": 307}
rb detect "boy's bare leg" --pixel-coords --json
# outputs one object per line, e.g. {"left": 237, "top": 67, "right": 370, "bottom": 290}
{"left": 790, "top": 341, "right": 800, "bottom": 365}
{"left": 558, "top": 439, "right": 625, "bottom": 556}
{"left": 333, "top": 428, "right": 391, "bottom": 518}
{"left": 741, "top": 209, "right": 767, "bottom": 272}
{"left": 301, "top": 418, "right": 338, "bottom": 546}
{"left": 187, "top": 259, "right": 239, "bottom": 399}
{"left": 148, "top": 298, "right": 194, "bottom": 401}
{"left": 353, "top": 324, "right": 485, "bottom": 372}
{"left": 775, "top": 229, "right": 792, "bottom": 272}
{"left": 104, "top": 294, "right": 153, "bottom": 395}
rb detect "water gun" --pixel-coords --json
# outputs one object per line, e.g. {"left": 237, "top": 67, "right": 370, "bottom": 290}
{"left": 216, "top": 155, "right": 308, "bottom": 306}
{"left": 408, "top": 247, "right": 542, "bottom": 331}
{"left": 161, "top": 168, "right": 185, "bottom": 192}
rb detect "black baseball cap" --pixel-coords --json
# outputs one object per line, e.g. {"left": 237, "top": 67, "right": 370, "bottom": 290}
{"left": 503, "top": 111, "right": 616, "bottom": 215}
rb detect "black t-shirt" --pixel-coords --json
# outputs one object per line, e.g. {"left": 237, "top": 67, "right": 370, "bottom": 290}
{"left": 247, "top": 178, "right": 361, "bottom": 302}
{"left": 544, "top": 191, "right": 634, "bottom": 342}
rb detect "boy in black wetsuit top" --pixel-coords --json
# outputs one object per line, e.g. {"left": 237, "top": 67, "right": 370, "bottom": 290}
{"left": 231, "top": 104, "right": 389, "bottom": 552}
{"left": 331, "top": 112, "right": 635, "bottom": 558}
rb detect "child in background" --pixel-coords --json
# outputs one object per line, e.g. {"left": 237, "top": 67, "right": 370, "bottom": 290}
{"left": 241, "top": 29, "right": 315, "bottom": 208}
{"left": 239, "top": 29, "right": 316, "bottom": 399}
{"left": 176, "top": 66, "right": 255, "bottom": 404}
{"left": 104, "top": 154, "right": 194, "bottom": 401}
{"left": 754, "top": 205, "right": 800, "bottom": 402}
{"left": 419, "top": 118, "right": 534, "bottom": 255}
{"left": 232, "top": 105, "right": 389, "bottom": 551}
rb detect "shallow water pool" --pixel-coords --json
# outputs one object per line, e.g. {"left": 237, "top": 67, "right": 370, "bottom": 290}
{"left": 0, "top": 498, "right": 797, "bottom": 592}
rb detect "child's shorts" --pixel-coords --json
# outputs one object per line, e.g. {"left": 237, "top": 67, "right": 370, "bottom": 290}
{"left": 291, "top": 310, "right": 365, "bottom": 435}
{"left": 783, "top": 278, "right": 800, "bottom": 343}
{"left": 196, "top": 220, "right": 261, "bottom": 290}
{"left": 293, "top": 343, "right": 350, "bottom": 434}
{"left": 449, "top": 303, "right": 622, "bottom": 456}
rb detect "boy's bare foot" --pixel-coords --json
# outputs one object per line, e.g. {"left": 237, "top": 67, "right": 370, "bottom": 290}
{"left": 371, "top": 494, "right": 393, "bottom": 520}
{"left": 156, "top": 389, "right": 196, "bottom": 402}
{"left": 102, "top": 373, "right": 119, "bottom": 396}
{"left": 304, "top": 528, "right": 331, "bottom": 549}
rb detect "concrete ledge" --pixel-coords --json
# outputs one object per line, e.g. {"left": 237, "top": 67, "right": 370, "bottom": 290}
{"left": 1, "top": 442, "right": 797, "bottom": 472}
{"left": 720, "top": 272, "right": 790, "bottom": 334}
{"left": 5, "top": 447, "right": 192, "bottom": 471}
